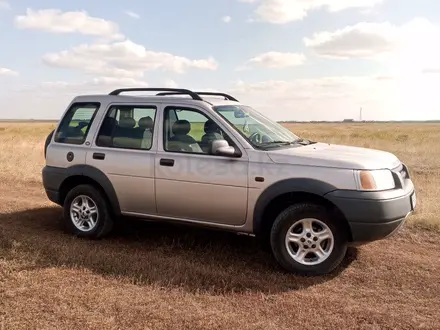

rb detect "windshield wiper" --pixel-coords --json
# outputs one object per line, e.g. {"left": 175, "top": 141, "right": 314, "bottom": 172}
{"left": 294, "top": 138, "right": 316, "bottom": 145}
{"left": 257, "top": 139, "right": 316, "bottom": 149}
{"left": 257, "top": 141, "right": 295, "bottom": 148}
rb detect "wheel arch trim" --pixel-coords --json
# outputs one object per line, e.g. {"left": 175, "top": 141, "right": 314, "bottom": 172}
{"left": 43, "top": 164, "right": 121, "bottom": 216}
{"left": 252, "top": 178, "right": 338, "bottom": 235}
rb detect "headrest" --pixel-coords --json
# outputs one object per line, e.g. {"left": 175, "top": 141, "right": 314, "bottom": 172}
{"left": 138, "top": 116, "right": 153, "bottom": 130}
{"left": 172, "top": 120, "right": 191, "bottom": 135}
{"left": 119, "top": 117, "right": 136, "bottom": 128}
{"left": 204, "top": 119, "right": 219, "bottom": 133}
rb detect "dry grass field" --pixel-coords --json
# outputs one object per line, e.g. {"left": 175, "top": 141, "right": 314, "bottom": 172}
{"left": 1, "top": 122, "right": 439, "bottom": 329}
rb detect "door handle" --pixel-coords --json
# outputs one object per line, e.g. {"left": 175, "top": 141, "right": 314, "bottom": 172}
{"left": 160, "top": 158, "right": 174, "bottom": 167}
{"left": 93, "top": 152, "right": 105, "bottom": 160}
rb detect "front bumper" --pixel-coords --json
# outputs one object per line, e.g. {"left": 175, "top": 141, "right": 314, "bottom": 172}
{"left": 325, "top": 178, "right": 416, "bottom": 243}
{"left": 347, "top": 212, "right": 411, "bottom": 243}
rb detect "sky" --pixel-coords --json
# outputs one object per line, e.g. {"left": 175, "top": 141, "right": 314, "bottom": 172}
{"left": 0, "top": 0, "right": 440, "bottom": 121}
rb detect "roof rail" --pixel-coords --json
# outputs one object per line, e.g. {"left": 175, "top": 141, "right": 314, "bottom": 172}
{"left": 195, "top": 92, "right": 239, "bottom": 102}
{"left": 109, "top": 88, "right": 204, "bottom": 101}
{"left": 156, "top": 91, "right": 239, "bottom": 102}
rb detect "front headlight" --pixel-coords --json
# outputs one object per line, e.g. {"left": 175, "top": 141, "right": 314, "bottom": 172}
{"left": 354, "top": 169, "right": 395, "bottom": 191}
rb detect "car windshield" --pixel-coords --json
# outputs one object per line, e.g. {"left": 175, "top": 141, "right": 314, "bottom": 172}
{"left": 213, "top": 105, "right": 305, "bottom": 149}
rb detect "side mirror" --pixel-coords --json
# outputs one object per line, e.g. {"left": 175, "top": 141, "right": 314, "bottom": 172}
{"left": 211, "top": 140, "right": 238, "bottom": 157}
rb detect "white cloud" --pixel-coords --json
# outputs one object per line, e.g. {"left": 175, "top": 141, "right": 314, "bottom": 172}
{"left": 239, "top": 51, "right": 306, "bottom": 70}
{"left": 222, "top": 16, "right": 232, "bottom": 23}
{"left": 228, "top": 74, "right": 437, "bottom": 121}
{"left": 42, "top": 39, "right": 219, "bottom": 78}
{"left": 164, "top": 79, "right": 178, "bottom": 88}
{"left": 18, "top": 77, "right": 149, "bottom": 96}
{"left": 2, "top": 74, "right": 439, "bottom": 121}
{"left": 240, "top": 0, "right": 383, "bottom": 24}
{"left": 14, "top": 8, "right": 124, "bottom": 40}
{"left": 304, "top": 22, "right": 400, "bottom": 60}
{"left": 422, "top": 68, "right": 440, "bottom": 74}
{"left": 0, "top": 1, "right": 10, "bottom": 10}
{"left": 2, "top": 77, "right": 149, "bottom": 119}
{"left": 304, "top": 18, "right": 440, "bottom": 76}
{"left": 0, "top": 67, "right": 18, "bottom": 76}
{"left": 125, "top": 10, "right": 140, "bottom": 19}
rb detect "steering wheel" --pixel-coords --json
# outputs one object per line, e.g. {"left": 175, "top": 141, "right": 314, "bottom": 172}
{"left": 249, "top": 132, "right": 271, "bottom": 144}
{"left": 249, "top": 132, "right": 261, "bottom": 144}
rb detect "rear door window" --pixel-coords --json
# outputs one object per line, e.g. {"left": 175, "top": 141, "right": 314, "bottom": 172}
{"left": 96, "top": 105, "right": 157, "bottom": 150}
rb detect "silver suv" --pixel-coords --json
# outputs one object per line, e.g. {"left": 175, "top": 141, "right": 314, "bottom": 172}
{"left": 42, "top": 88, "right": 417, "bottom": 276}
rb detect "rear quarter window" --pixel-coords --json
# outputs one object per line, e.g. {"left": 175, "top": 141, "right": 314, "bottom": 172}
{"left": 54, "top": 102, "right": 100, "bottom": 145}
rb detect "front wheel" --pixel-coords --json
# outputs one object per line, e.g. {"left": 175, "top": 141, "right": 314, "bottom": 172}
{"left": 63, "top": 184, "right": 114, "bottom": 239}
{"left": 270, "top": 203, "right": 348, "bottom": 276}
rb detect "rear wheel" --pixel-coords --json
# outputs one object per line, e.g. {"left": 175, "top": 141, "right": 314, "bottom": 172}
{"left": 270, "top": 203, "right": 348, "bottom": 276}
{"left": 63, "top": 184, "right": 114, "bottom": 239}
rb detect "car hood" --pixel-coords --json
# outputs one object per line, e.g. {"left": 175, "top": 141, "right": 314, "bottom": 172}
{"left": 267, "top": 142, "right": 401, "bottom": 170}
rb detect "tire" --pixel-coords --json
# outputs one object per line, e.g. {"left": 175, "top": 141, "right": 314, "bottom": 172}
{"left": 270, "top": 203, "right": 348, "bottom": 276}
{"left": 63, "top": 184, "right": 114, "bottom": 239}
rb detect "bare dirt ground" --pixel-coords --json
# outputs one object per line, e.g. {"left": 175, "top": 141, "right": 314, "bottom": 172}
{"left": 1, "top": 122, "right": 440, "bottom": 329}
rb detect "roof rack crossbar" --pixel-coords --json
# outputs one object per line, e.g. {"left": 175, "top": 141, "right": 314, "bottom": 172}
{"left": 156, "top": 91, "right": 239, "bottom": 102}
{"left": 109, "top": 88, "right": 204, "bottom": 101}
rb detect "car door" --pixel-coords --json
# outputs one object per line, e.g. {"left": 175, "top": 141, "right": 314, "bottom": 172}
{"left": 86, "top": 102, "right": 158, "bottom": 215}
{"left": 154, "top": 103, "right": 249, "bottom": 226}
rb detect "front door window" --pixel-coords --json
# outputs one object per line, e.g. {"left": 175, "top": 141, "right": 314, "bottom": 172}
{"left": 163, "top": 106, "right": 235, "bottom": 155}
